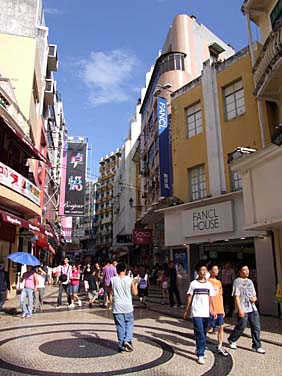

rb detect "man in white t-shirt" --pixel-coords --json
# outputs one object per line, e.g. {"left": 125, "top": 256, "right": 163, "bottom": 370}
{"left": 111, "top": 262, "right": 138, "bottom": 352}
{"left": 184, "top": 262, "right": 215, "bottom": 365}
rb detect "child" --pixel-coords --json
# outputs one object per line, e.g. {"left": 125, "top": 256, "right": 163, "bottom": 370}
{"left": 208, "top": 263, "right": 229, "bottom": 356}
{"left": 183, "top": 262, "right": 215, "bottom": 365}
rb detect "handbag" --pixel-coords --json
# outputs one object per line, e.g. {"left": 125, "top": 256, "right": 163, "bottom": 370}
{"left": 59, "top": 266, "right": 69, "bottom": 283}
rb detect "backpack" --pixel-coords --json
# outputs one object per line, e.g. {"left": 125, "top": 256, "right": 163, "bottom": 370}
{"left": 139, "top": 277, "right": 147, "bottom": 289}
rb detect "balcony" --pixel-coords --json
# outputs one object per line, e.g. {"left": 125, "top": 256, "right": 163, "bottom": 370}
{"left": 44, "top": 79, "right": 56, "bottom": 106}
{"left": 253, "top": 22, "right": 282, "bottom": 98}
{"left": 48, "top": 44, "right": 58, "bottom": 72}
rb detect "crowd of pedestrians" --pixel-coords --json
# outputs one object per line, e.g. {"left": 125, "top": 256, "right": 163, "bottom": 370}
{"left": 3, "top": 256, "right": 265, "bottom": 363}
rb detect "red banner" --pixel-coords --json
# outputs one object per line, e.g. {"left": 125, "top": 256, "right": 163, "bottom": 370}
{"left": 133, "top": 229, "right": 152, "bottom": 245}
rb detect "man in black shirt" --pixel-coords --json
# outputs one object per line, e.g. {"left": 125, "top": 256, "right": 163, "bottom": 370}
{"left": 168, "top": 261, "right": 183, "bottom": 308}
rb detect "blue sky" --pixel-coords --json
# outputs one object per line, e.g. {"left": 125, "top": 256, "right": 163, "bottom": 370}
{"left": 43, "top": 0, "right": 257, "bottom": 178}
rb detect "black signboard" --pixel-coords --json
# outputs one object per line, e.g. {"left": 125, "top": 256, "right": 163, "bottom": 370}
{"left": 63, "top": 142, "right": 87, "bottom": 216}
{"left": 116, "top": 234, "right": 133, "bottom": 244}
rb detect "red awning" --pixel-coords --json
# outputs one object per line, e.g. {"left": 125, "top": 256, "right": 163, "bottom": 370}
{"left": 1, "top": 116, "right": 52, "bottom": 167}
{"left": 0, "top": 210, "right": 55, "bottom": 237}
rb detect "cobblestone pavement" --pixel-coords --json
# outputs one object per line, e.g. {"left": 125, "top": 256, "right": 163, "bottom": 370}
{"left": 0, "top": 285, "right": 281, "bottom": 376}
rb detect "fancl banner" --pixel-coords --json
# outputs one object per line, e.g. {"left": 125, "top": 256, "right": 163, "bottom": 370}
{"left": 59, "top": 142, "right": 87, "bottom": 216}
{"left": 158, "top": 96, "right": 172, "bottom": 197}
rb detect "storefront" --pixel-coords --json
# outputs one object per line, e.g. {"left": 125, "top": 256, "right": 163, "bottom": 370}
{"left": 159, "top": 191, "right": 277, "bottom": 315}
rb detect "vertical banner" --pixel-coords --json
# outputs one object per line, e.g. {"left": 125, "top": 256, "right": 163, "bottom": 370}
{"left": 158, "top": 96, "right": 172, "bottom": 197}
{"left": 61, "top": 216, "right": 73, "bottom": 242}
{"left": 59, "top": 142, "right": 87, "bottom": 216}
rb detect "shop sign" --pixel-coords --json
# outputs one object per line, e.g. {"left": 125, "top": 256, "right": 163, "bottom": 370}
{"left": 117, "top": 234, "right": 133, "bottom": 244}
{"left": 183, "top": 201, "right": 233, "bottom": 237}
{"left": 133, "top": 229, "right": 152, "bottom": 245}
{"left": 0, "top": 162, "right": 40, "bottom": 206}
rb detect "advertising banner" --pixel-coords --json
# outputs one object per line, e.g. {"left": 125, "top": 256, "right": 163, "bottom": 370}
{"left": 116, "top": 234, "right": 133, "bottom": 244}
{"left": 59, "top": 142, "right": 87, "bottom": 216}
{"left": 157, "top": 96, "right": 172, "bottom": 197}
{"left": 61, "top": 216, "right": 73, "bottom": 242}
{"left": 133, "top": 229, "right": 152, "bottom": 245}
{"left": 0, "top": 162, "right": 40, "bottom": 206}
{"left": 173, "top": 248, "right": 188, "bottom": 273}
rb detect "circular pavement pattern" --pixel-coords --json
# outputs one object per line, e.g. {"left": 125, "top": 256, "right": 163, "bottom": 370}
{"left": 0, "top": 322, "right": 232, "bottom": 376}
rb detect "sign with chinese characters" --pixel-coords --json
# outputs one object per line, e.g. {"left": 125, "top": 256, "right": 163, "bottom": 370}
{"left": 157, "top": 97, "right": 172, "bottom": 197}
{"left": 59, "top": 142, "right": 87, "bottom": 216}
{"left": 183, "top": 201, "right": 234, "bottom": 237}
{"left": 133, "top": 229, "right": 152, "bottom": 245}
{"left": 0, "top": 162, "right": 40, "bottom": 206}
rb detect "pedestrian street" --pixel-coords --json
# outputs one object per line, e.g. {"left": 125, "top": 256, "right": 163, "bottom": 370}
{"left": 0, "top": 286, "right": 281, "bottom": 376}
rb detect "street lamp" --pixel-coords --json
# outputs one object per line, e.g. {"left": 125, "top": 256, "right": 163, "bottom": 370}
{"left": 153, "top": 82, "right": 173, "bottom": 97}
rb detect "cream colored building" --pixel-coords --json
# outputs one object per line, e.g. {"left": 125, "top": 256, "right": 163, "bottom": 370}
{"left": 231, "top": 0, "right": 282, "bottom": 316}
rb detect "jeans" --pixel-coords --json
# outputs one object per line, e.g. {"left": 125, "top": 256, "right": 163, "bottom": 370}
{"left": 193, "top": 317, "right": 209, "bottom": 357}
{"left": 20, "top": 288, "right": 34, "bottom": 316}
{"left": 57, "top": 283, "right": 71, "bottom": 306}
{"left": 113, "top": 311, "right": 134, "bottom": 349}
{"left": 168, "top": 284, "right": 181, "bottom": 307}
{"left": 228, "top": 311, "right": 262, "bottom": 349}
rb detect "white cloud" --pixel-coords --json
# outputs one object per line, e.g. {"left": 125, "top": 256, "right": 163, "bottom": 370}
{"left": 78, "top": 49, "right": 140, "bottom": 107}
{"left": 44, "top": 7, "right": 63, "bottom": 16}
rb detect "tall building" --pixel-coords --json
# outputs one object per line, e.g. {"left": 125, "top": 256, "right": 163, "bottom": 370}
{"left": 112, "top": 100, "right": 142, "bottom": 263}
{"left": 0, "top": 0, "right": 65, "bottom": 288}
{"left": 230, "top": 0, "right": 282, "bottom": 315}
{"left": 95, "top": 149, "right": 122, "bottom": 261}
{"left": 160, "top": 45, "right": 278, "bottom": 315}
{"left": 136, "top": 14, "right": 235, "bottom": 266}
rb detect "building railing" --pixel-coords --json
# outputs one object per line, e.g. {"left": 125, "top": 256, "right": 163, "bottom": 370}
{"left": 0, "top": 78, "right": 32, "bottom": 140}
{"left": 253, "top": 21, "right": 282, "bottom": 95}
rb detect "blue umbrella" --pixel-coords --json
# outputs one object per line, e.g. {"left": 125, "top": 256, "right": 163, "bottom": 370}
{"left": 7, "top": 252, "right": 40, "bottom": 266}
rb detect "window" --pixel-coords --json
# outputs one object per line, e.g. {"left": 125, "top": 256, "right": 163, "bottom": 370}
{"left": 231, "top": 170, "right": 242, "bottom": 192}
{"left": 270, "top": 0, "right": 282, "bottom": 29}
{"left": 189, "top": 165, "right": 207, "bottom": 201}
{"left": 224, "top": 80, "right": 246, "bottom": 121}
{"left": 186, "top": 102, "right": 202, "bottom": 138}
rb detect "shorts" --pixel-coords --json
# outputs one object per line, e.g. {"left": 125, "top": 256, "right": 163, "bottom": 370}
{"left": 70, "top": 285, "right": 79, "bottom": 294}
{"left": 138, "top": 287, "right": 148, "bottom": 297}
{"left": 88, "top": 290, "right": 98, "bottom": 300}
{"left": 211, "top": 313, "right": 224, "bottom": 326}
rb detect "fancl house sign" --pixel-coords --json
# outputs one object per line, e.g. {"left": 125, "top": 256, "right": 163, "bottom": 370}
{"left": 183, "top": 201, "right": 234, "bottom": 237}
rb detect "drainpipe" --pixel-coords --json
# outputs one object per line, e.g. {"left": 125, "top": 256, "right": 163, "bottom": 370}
{"left": 245, "top": 11, "right": 266, "bottom": 147}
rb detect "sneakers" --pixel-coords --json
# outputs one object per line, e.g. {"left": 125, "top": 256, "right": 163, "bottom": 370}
{"left": 252, "top": 347, "right": 266, "bottom": 354}
{"left": 21, "top": 313, "right": 26, "bottom": 318}
{"left": 197, "top": 356, "right": 205, "bottom": 365}
{"left": 124, "top": 341, "right": 134, "bottom": 352}
{"left": 26, "top": 315, "right": 31, "bottom": 318}
{"left": 68, "top": 303, "right": 75, "bottom": 308}
{"left": 56, "top": 305, "right": 62, "bottom": 309}
{"left": 217, "top": 346, "right": 229, "bottom": 356}
{"left": 228, "top": 339, "right": 237, "bottom": 349}
{"left": 78, "top": 300, "right": 82, "bottom": 307}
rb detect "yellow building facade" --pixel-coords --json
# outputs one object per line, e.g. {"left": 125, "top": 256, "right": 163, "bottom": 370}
{"left": 160, "top": 46, "right": 278, "bottom": 315}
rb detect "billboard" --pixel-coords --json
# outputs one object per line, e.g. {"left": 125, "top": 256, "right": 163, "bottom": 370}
{"left": 158, "top": 96, "right": 172, "bottom": 197}
{"left": 59, "top": 141, "right": 87, "bottom": 216}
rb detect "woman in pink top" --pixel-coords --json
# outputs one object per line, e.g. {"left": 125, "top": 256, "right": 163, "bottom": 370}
{"left": 69, "top": 265, "right": 82, "bottom": 308}
{"left": 20, "top": 265, "right": 38, "bottom": 318}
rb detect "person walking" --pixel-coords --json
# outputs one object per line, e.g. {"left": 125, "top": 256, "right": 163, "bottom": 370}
{"left": 111, "top": 262, "right": 138, "bottom": 352}
{"left": 87, "top": 269, "right": 99, "bottom": 307}
{"left": 82, "top": 263, "right": 92, "bottom": 295}
{"left": 0, "top": 262, "right": 10, "bottom": 313}
{"left": 20, "top": 265, "right": 38, "bottom": 318}
{"left": 208, "top": 263, "right": 229, "bottom": 356}
{"left": 136, "top": 265, "right": 149, "bottom": 306}
{"left": 56, "top": 257, "right": 72, "bottom": 308}
{"left": 34, "top": 266, "right": 46, "bottom": 312}
{"left": 177, "top": 262, "right": 189, "bottom": 305}
{"left": 103, "top": 258, "right": 117, "bottom": 309}
{"left": 69, "top": 264, "right": 82, "bottom": 308}
{"left": 183, "top": 262, "right": 215, "bottom": 365}
{"left": 220, "top": 261, "right": 235, "bottom": 317}
{"left": 160, "top": 263, "right": 169, "bottom": 305}
{"left": 168, "top": 260, "right": 183, "bottom": 308}
{"left": 227, "top": 264, "right": 265, "bottom": 354}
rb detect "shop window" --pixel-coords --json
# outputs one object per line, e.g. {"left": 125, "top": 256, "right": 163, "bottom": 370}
{"left": 270, "top": 0, "right": 282, "bottom": 29}
{"left": 224, "top": 80, "right": 245, "bottom": 121}
{"left": 189, "top": 164, "right": 207, "bottom": 201}
{"left": 186, "top": 102, "right": 202, "bottom": 138}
